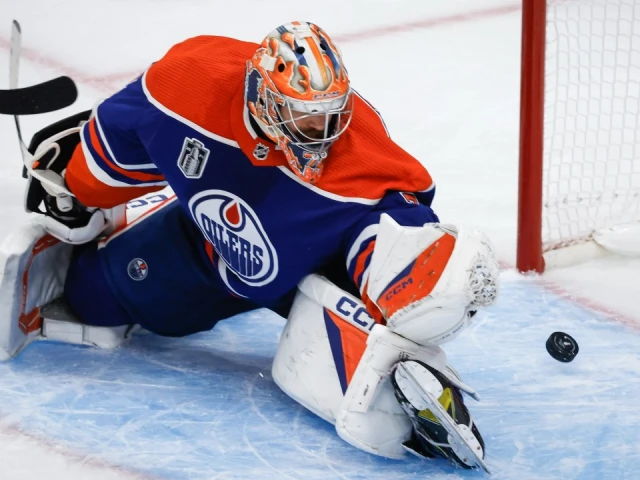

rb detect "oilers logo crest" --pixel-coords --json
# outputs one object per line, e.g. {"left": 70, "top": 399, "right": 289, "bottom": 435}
{"left": 128, "top": 258, "right": 149, "bottom": 281}
{"left": 188, "top": 190, "right": 279, "bottom": 287}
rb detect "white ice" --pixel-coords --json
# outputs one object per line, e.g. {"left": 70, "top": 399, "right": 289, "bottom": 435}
{"left": 0, "top": 0, "right": 639, "bottom": 479}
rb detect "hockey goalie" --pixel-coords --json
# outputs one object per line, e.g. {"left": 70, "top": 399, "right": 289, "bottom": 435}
{"left": 0, "top": 21, "right": 499, "bottom": 472}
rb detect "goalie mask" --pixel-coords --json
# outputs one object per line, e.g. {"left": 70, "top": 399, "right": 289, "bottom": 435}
{"left": 245, "top": 21, "right": 354, "bottom": 184}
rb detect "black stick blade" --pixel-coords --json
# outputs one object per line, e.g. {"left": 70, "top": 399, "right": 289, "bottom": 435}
{"left": 0, "top": 76, "right": 78, "bottom": 115}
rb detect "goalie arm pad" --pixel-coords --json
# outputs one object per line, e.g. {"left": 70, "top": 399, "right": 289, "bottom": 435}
{"left": 347, "top": 212, "right": 499, "bottom": 345}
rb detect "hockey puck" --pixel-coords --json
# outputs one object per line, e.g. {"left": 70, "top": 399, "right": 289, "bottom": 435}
{"left": 546, "top": 332, "right": 579, "bottom": 363}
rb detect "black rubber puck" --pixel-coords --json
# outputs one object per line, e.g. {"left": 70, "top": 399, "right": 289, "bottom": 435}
{"left": 546, "top": 332, "right": 579, "bottom": 363}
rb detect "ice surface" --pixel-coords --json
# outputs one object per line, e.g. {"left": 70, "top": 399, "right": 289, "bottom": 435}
{"left": 0, "top": 279, "right": 639, "bottom": 479}
{"left": 0, "top": 0, "right": 638, "bottom": 478}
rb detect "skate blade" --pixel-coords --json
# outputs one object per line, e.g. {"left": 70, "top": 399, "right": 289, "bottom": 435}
{"left": 394, "top": 360, "right": 443, "bottom": 410}
{"left": 395, "top": 361, "right": 491, "bottom": 474}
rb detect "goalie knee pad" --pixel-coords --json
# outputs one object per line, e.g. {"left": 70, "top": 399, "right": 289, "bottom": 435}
{"left": 366, "top": 214, "right": 499, "bottom": 345}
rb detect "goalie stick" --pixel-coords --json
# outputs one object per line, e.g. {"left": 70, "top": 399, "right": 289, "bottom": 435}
{"left": 7, "top": 20, "right": 78, "bottom": 179}
{"left": 0, "top": 76, "right": 78, "bottom": 116}
{"left": 10, "top": 19, "right": 28, "bottom": 169}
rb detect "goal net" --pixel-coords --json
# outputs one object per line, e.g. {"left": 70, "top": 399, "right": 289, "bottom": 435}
{"left": 518, "top": 0, "right": 640, "bottom": 271}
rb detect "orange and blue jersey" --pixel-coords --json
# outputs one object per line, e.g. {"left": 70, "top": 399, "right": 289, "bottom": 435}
{"left": 64, "top": 35, "right": 438, "bottom": 323}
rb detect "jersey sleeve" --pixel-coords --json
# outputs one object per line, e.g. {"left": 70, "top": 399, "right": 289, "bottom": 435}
{"left": 343, "top": 191, "right": 440, "bottom": 322}
{"left": 65, "top": 75, "right": 169, "bottom": 208}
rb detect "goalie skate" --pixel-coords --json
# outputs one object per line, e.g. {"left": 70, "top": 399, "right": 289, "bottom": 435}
{"left": 392, "top": 360, "right": 490, "bottom": 473}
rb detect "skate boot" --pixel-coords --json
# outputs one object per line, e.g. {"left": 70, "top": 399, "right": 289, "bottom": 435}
{"left": 391, "top": 359, "right": 489, "bottom": 473}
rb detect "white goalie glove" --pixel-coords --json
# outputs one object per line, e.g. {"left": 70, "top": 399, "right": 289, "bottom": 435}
{"left": 28, "top": 165, "right": 111, "bottom": 245}
{"left": 23, "top": 110, "right": 124, "bottom": 245}
{"left": 365, "top": 214, "right": 499, "bottom": 345}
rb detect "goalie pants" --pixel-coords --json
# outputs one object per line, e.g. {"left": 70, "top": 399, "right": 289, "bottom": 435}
{"left": 64, "top": 200, "right": 293, "bottom": 336}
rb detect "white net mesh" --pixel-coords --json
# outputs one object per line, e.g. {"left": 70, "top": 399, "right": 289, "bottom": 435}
{"left": 543, "top": 0, "right": 640, "bottom": 252}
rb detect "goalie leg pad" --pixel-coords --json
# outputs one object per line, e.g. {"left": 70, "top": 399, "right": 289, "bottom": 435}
{"left": 272, "top": 274, "right": 372, "bottom": 424}
{"left": 272, "top": 274, "right": 449, "bottom": 459}
{"left": 366, "top": 214, "right": 499, "bottom": 345}
{"left": 0, "top": 221, "right": 135, "bottom": 360}
{"left": 334, "top": 324, "right": 448, "bottom": 459}
{"left": 0, "top": 221, "right": 72, "bottom": 360}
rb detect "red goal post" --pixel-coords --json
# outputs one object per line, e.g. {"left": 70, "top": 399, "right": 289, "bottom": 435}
{"left": 517, "top": 0, "right": 640, "bottom": 273}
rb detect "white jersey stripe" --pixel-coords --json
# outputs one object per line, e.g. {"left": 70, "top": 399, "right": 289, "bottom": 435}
{"left": 81, "top": 133, "right": 168, "bottom": 189}
{"left": 354, "top": 90, "right": 390, "bottom": 138}
{"left": 81, "top": 138, "right": 130, "bottom": 188}
{"left": 346, "top": 224, "right": 379, "bottom": 269}
{"left": 94, "top": 111, "right": 157, "bottom": 170}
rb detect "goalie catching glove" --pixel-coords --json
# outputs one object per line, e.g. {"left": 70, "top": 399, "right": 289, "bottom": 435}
{"left": 23, "top": 110, "right": 117, "bottom": 244}
{"left": 361, "top": 213, "right": 499, "bottom": 346}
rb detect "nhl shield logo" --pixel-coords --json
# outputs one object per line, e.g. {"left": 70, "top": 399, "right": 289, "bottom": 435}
{"left": 178, "top": 137, "right": 210, "bottom": 179}
{"left": 253, "top": 143, "right": 270, "bottom": 161}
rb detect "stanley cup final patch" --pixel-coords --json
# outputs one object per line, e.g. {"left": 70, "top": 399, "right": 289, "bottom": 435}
{"left": 178, "top": 137, "right": 210, "bottom": 179}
